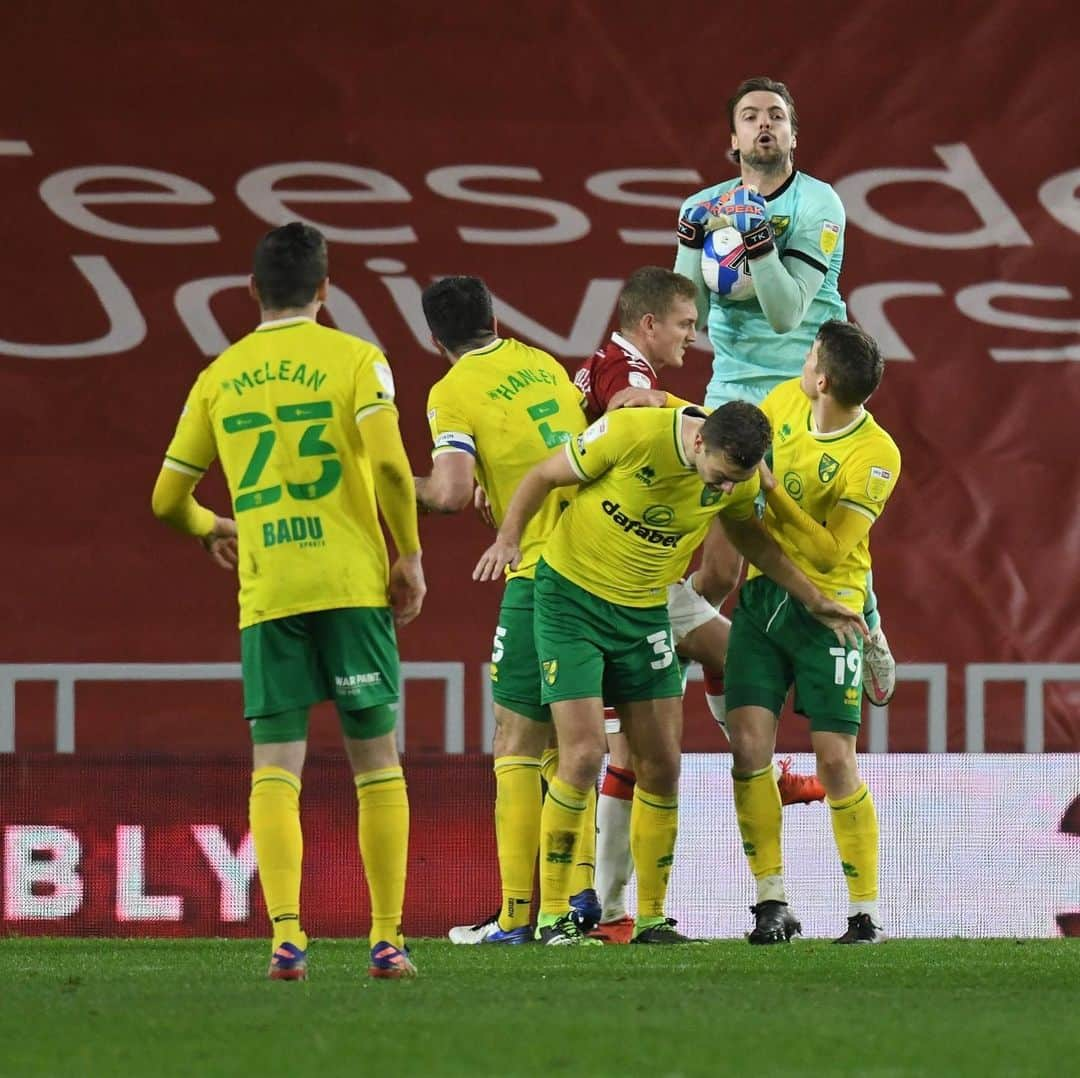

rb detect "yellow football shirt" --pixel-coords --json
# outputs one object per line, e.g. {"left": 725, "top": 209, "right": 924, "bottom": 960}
{"left": 751, "top": 378, "right": 901, "bottom": 611}
{"left": 164, "top": 317, "right": 398, "bottom": 628}
{"left": 543, "top": 407, "right": 760, "bottom": 607}
{"left": 426, "top": 337, "right": 587, "bottom": 580}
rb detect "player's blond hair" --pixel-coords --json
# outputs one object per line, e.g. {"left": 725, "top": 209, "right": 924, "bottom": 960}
{"left": 618, "top": 267, "right": 697, "bottom": 330}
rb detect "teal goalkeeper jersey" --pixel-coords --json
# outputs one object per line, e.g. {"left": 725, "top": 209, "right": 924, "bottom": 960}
{"left": 679, "top": 171, "right": 847, "bottom": 407}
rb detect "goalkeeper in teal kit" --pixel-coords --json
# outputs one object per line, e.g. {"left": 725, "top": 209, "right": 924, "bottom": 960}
{"left": 674, "top": 76, "right": 895, "bottom": 705}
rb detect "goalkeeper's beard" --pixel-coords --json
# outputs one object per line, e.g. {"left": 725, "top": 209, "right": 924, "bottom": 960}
{"left": 741, "top": 146, "right": 790, "bottom": 175}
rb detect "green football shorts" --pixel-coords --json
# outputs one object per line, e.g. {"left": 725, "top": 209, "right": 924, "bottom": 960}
{"left": 241, "top": 606, "right": 399, "bottom": 730}
{"left": 490, "top": 577, "right": 550, "bottom": 723}
{"left": 533, "top": 559, "right": 683, "bottom": 706}
{"left": 724, "top": 576, "right": 863, "bottom": 736}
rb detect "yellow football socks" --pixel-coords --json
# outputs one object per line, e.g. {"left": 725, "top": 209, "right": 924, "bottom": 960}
{"left": 569, "top": 785, "right": 597, "bottom": 897}
{"left": 828, "top": 782, "right": 879, "bottom": 906}
{"left": 733, "top": 765, "right": 784, "bottom": 902}
{"left": 355, "top": 766, "right": 410, "bottom": 949}
{"left": 630, "top": 786, "right": 678, "bottom": 920}
{"left": 539, "top": 746, "right": 559, "bottom": 787}
{"left": 249, "top": 766, "right": 307, "bottom": 950}
{"left": 539, "top": 776, "right": 590, "bottom": 919}
{"left": 492, "top": 755, "right": 542, "bottom": 930}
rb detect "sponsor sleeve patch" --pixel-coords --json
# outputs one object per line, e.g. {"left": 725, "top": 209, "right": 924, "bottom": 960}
{"left": 374, "top": 362, "right": 396, "bottom": 400}
{"left": 865, "top": 465, "right": 892, "bottom": 502}
{"left": 819, "top": 221, "right": 841, "bottom": 257}
{"left": 628, "top": 371, "right": 652, "bottom": 389}
{"left": 581, "top": 416, "right": 608, "bottom": 444}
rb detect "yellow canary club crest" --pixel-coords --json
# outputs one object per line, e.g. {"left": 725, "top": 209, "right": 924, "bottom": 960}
{"left": 542, "top": 659, "right": 558, "bottom": 685}
{"left": 490, "top": 662, "right": 499, "bottom": 683}
{"left": 818, "top": 453, "right": 839, "bottom": 483}
{"left": 770, "top": 215, "right": 791, "bottom": 238}
{"left": 866, "top": 465, "right": 893, "bottom": 502}
{"left": 819, "top": 221, "right": 841, "bottom": 257}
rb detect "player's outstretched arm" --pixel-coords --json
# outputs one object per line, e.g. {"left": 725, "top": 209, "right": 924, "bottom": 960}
{"left": 719, "top": 514, "right": 866, "bottom": 647}
{"left": 473, "top": 449, "right": 582, "bottom": 581}
{"left": 758, "top": 462, "right": 874, "bottom": 573}
{"left": 151, "top": 466, "right": 237, "bottom": 570}
{"left": 359, "top": 408, "right": 426, "bottom": 625}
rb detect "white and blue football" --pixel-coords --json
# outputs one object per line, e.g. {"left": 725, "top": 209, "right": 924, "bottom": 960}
{"left": 701, "top": 225, "right": 755, "bottom": 302}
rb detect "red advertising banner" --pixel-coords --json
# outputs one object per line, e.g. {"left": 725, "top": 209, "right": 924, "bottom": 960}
{"left": 1, "top": 755, "right": 498, "bottom": 938}
{"left": 0, "top": 2, "right": 1077, "bottom": 751}
{"left": 3, "top": 754, "right": 1077, "bottom": 938}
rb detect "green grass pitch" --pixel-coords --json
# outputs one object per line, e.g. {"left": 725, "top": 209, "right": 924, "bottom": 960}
{"left": 1, "top": 938, "right": 1077, "bottom": 1076}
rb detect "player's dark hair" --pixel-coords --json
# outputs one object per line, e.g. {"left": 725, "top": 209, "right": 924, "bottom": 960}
{"left": 421, "top": 276, "right": 496, "bottom": 354}
{"left": 618, "top": 267, "right": 698, "bottom": 330}
{"left": 252, "top": 222, "right": 328, "bottom": 309}
{"left": 815, "top": 320, "right": 884, "bottom": 407}
{"left": 700, "top": 401, "right": 772, "bottom": 469}
{"left": 727, "top": 77, "right": 799, "bottom": 164}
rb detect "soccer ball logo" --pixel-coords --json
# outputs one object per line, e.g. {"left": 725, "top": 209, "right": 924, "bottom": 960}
{"left": 701, "top": 225, "right": 754, "bottom": 302}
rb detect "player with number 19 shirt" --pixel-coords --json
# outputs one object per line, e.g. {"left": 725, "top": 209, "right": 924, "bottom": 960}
{"left": 752, "top": 378, "right": 900, "bottom": 613}
{"left": 164, "top": 319, "right": 402, "bottom": 627}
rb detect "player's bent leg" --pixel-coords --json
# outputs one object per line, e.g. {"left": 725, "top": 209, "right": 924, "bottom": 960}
{"left": 251, "top": 723, "right": 309, "bottom": 980}
{"left": 343, "top": 720, "right": 415, "bottom": 975}
{"left": 811, "top": 729, "right": 885, "bottom": 943}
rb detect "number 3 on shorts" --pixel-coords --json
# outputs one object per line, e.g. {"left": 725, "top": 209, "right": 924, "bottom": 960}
{"left": 830, "top": 646, "right": 862, "bottom": 687}
{"left": 646, "top": 629, "right": 674, "bottom": 671}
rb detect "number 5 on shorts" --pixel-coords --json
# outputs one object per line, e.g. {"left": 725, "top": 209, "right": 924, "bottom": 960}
{"left": 830, "top": 646, "right": 862, "bottom": 687}
{"left": 647, "top": 629, "right": 674, "bottom": 671}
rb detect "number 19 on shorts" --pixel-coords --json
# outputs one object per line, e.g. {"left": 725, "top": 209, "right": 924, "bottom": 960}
{"left": 830, "top": 646, "right": 862, "bottom": 688}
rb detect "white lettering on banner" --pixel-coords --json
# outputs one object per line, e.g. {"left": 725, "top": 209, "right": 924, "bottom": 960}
{"left": 1, "top": 758, "right": 1077, "bottom": 936}
{"left": 1038, "top": 168, "right": 1080, "bottom": 234}
{"left": 847, "top": 282, "right": 946, "bottom": 361}
{"left": 116, "top": 825, "right": 182, "bottom": 921}
{"left": 955, "top": 282, "right": 1080, "bottom": 361}
{"left": 39, "top": 166, "right": 219, "bottom": 244}
{"left": 836, "top": 143, "right": 1031, "bottom": 249}
{"left": 3, "top": 825, "right": 83, "bottom": 919}
{"left": 191, "top": 826, "right": 256, "bottom": 922}
{"left": 2, "top": 151, "right": 1076, "bottom": 362}
{"left": 426, "top": 165, "right": 590, "bottom": 245}
{"left": 174, "top": 276, "right": 385, "bottom": 356}
{"left": 0, "top": 256, "right": 146, "bottom": 359}
{"left": 491, "top": 278, "right": 622, "bottom": 355}
{"left": 585, "top": 168, "right": 704, "bottom": 245}
{"left": 236, "top": 163, "right": 417, "bottom": 244}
